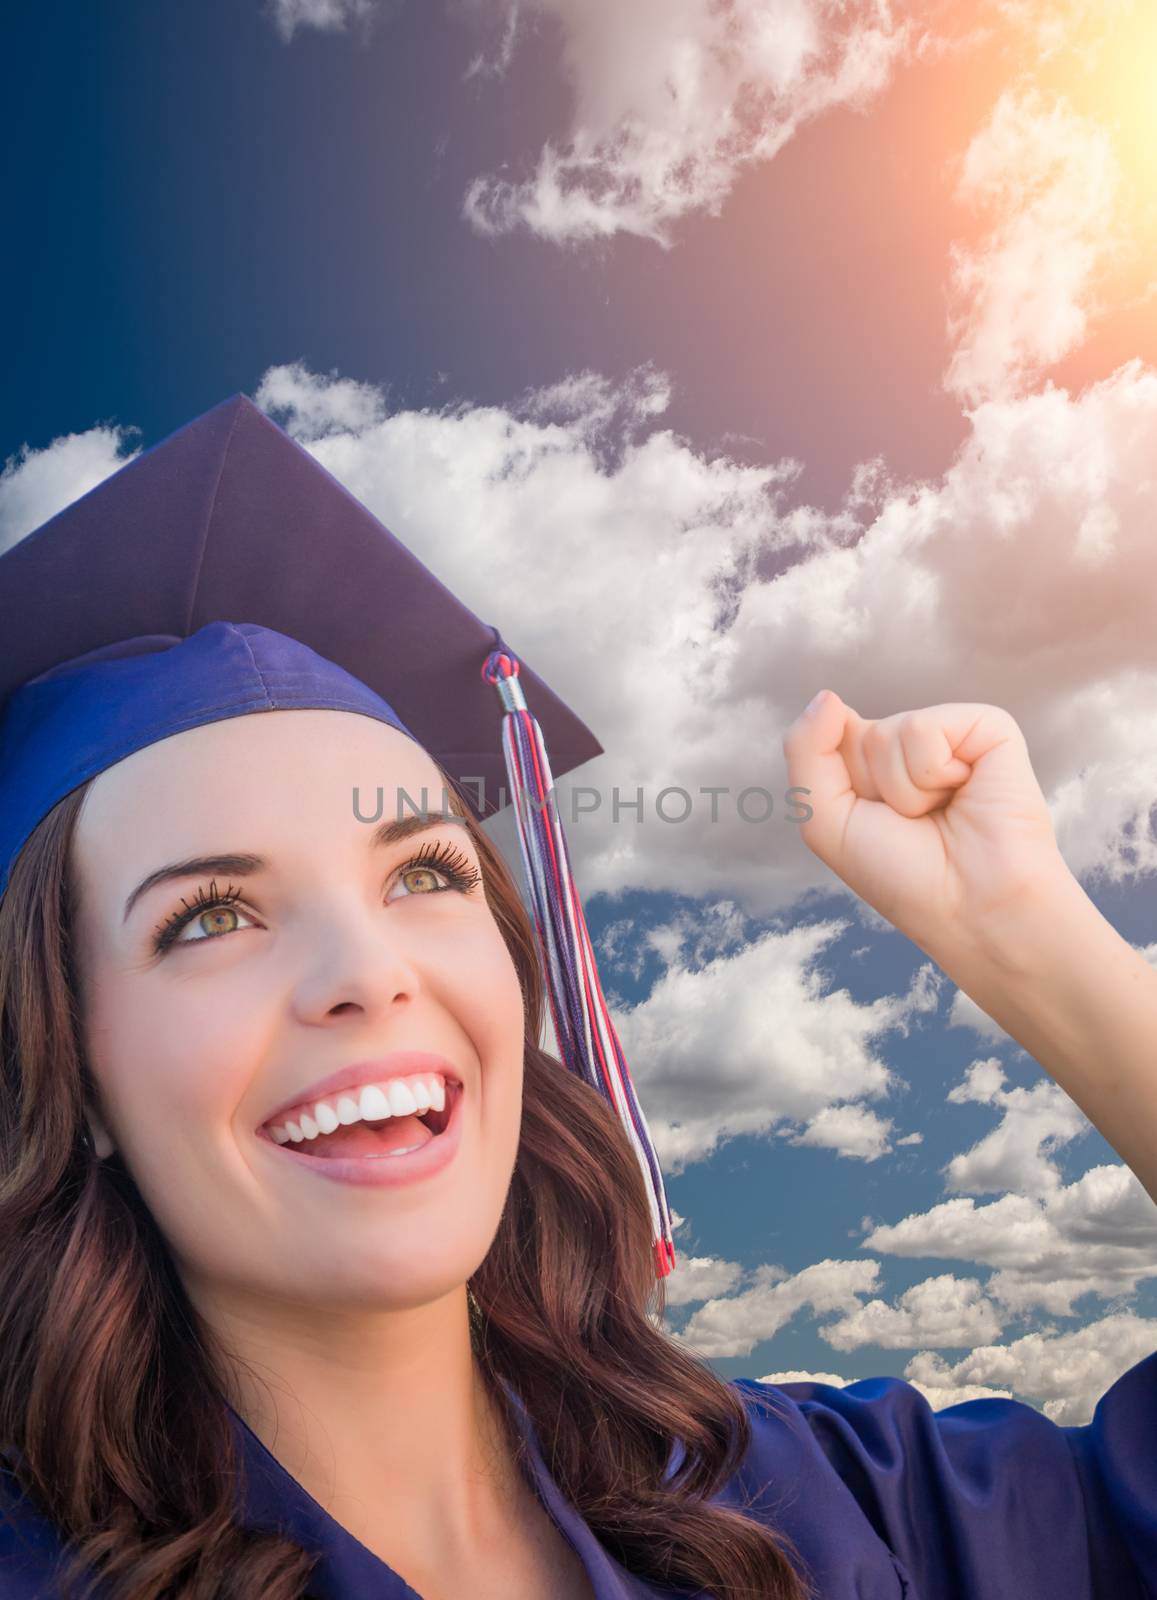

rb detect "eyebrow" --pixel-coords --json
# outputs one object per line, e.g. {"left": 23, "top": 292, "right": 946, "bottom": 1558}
{"left": 121, "top": 813, "right": 467, "bottom": 925}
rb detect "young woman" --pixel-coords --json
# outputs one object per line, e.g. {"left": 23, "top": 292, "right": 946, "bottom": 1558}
{"left": 0, "top": 396, "right": 1153, "bottom": 1600}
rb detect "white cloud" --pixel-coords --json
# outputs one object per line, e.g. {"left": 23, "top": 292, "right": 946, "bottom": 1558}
{"left": 942, "top": 89, "right": 1122, "bottom": 405}
{"left": 608, "top": 920, "right": 937, "bottom": 1170}
{"left": 677, "top": 1262, "right": 1008, "bottom": 1362}
{"left": 856, "top": 1060, "right": 1157, "bottom": 1319}
{"left": 865, "top": 1162, "right": 1157, "bottom": 1315}
{"left": 819, "top": 1271, "right": 1004, "bottom": 1352}
{"left": 676, "top": 1258, "right": 881, "bottom": 1359}
{"left": 788, "top": 1102, "right": 897, "bottom": 1163}
{"left": 265, "top": 0, "right": 377, "bottom": 43}
{"left": 757, "top": 1368, "right": 1014, "bottom": 1408}
{"left": 986, "top": 0, "right": 1137, "bottom": 62}
{"left": 899, "top": 1378, "right": 1014, "bottom": 1408}
{"left": 0, "top": 427, "right": 137, "bottom": 556}
{"left": 255, "top": 364, "right": 388, "bottom": 433}
{"left": 597, "top": 900, "right": 751, "bottom": 986}
{"left": 942, "top": 1059, "right": 1089, "bottom": 1197}
{"left": 756, "top": 1367, "right": 851, "bottom": 1386}
{"left": 750, "top": 1302, "right": 1157, "bottom": 1421}
{"left": 660, "top": 1253, "right": 745, "bottom": 1308}
{"left": 905, "top": 1311, "right": 1157, "bottom": 1424}
{"left": 461, "top": 0, "right": 911, "bottom": 246}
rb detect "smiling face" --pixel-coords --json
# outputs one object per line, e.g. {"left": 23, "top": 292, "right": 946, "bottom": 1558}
{"left": 69, "top": 708, "right": 527, "bottom": 1323}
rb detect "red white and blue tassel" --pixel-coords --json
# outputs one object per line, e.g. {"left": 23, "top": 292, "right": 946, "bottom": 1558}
{"left": 482, "top": 648, "right": 677, "bottom": 1280}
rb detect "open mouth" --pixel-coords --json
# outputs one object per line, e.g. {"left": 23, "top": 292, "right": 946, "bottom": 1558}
{"left": 260, "top": 1079, "right": 463, "bottom": 1165}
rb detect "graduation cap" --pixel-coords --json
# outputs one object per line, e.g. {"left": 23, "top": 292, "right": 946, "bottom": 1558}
{"left": 0, "top": 395, "right": 676, "bottom": 1278}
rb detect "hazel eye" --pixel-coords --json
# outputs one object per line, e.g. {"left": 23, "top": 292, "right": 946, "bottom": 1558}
{"left": 171, "top": 903, "right": 258, "bottom": 946}
{"left": 397, "top": 866, "right": 447, "bottom": 895}
{"left": 152, "top": 880, "right": 255, "bottom": 954}
{"left": 386, "top": 840, "right": 482, "bottom": 902}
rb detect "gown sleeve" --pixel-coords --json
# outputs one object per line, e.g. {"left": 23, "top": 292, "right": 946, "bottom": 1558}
{"left": 727, "top": 1346, "right": 1157, "bottom": 1600}
{"left": 0, "top": 1455, "right": 98, "bottom": 1599}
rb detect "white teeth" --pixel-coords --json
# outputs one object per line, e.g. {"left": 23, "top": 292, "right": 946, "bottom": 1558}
{"left": 358, "top": 1084, "right": 391, "bottom": 1122}
{"left": 314, "top": 1101, "right": 340, "bottom": 1135}
{"left": 387, "top": 1080, "right": 419, "bottom": 1117}
{"left": 336, "top": 1095, "right": 361, "bottom": 1125}
{"left": 267, "top": 1072, "right": 453, "bottom": 1146}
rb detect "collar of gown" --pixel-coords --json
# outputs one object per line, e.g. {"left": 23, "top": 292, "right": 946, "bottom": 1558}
{"left": 230, "top": 1382, "right": 679, "bottom": 1600}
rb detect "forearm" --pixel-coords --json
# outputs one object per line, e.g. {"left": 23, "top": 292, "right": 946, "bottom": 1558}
{"left": 929, "top": 865, "right": 1157, "bottom": 1206}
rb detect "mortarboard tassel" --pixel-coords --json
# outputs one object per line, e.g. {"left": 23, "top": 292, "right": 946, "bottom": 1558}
{"left": 482, "top": 649, "right": 677, "bottom": 1280}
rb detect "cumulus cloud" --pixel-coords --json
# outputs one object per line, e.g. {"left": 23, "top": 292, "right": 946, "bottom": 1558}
{"left": 905, "top": 1310, "right": 1157, "bottom": 1424}
{"left": 255, "top": 364, "right": 388, "bottom": 432}
{"left": 787, "top": 1101, "right": 897, "bottom": 1163}
{"left": 460, "top": 0, "right": 911, "bottom": 246}
{"left": 608, "top": 919, "right": 938, "bottom": 1170}
{"left": 865, "top": 1162, "right": 1157, "bottom": 1316}
{"left": 677, "top": 1261, "right": 1006, "bottom": 1361}
{"left": 0, "top": 426, "right": 137, "bottom": 555}
{"left": 854, "top": 1061, "right": 1157, "bottom": 1320}
{"left": 942, "top": 1059, "right": 1089, "bottom": 1197}
{"left": 942, "top": 89, "right": 1122, "bottom": 405}
{"left": 660, "top": 1253, "right": 745, "bottom": 1308}
{"left": 265, "top": 0, "right": 377, "bottom": 43}
{"left": 676, "top": 1258, "right": 881, "bottom": 1359}
{"left": 701, "top": 1271, "right": 1155, "bottom": 1419}
{"left": 819, "top": 1271, "right": 1004, "bottom": 1352}
{"left": 756, "top": 1367, "right": 852, "bottom": 1386}
{"left": 757, "top": 1367, "right": 1014, "bottom": 1408}
{"left": 598, "top": 901, "right": 751, "bottom": 984}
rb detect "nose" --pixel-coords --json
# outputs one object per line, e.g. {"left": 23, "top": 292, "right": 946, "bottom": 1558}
{"left": 286, "top": 892, "right": 424, "bottom": 1024}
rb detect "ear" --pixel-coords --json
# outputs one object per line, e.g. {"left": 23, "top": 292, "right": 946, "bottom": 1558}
{"left": 84, "top": 1105, "right": 115, "bottom": 1160}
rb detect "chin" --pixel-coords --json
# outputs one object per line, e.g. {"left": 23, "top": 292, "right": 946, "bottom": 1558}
{"left": 308, "top": 1227, "right": 499, "bottom": 1310}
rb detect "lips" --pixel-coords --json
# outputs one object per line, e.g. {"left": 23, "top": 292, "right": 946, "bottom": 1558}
{"left": 259, "top": 1079, "right": 465, "bottom": 1189}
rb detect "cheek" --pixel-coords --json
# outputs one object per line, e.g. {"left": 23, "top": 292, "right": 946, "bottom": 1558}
{"left": 83, "top": 972, "right": 260, "bottom": 1170}
{"left": 453, "top": 934, "right": 527, "bottom": 1155}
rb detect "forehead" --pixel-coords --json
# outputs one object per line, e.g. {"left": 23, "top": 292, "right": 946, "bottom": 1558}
{"left": 73, "top": 709, "right": 449, "bottom": 885}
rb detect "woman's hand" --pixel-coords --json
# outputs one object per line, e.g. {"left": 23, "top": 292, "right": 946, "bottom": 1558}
{"left": 782, "top": 690, "right": 1069, "bottom": 963}
{"left": 784, "top": 689, "right": 1157, "bottom": 1204}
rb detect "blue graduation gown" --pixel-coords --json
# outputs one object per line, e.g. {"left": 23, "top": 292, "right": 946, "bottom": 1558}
{"left": 2, "top": 1350, "right": 1155, "bottom": 1597}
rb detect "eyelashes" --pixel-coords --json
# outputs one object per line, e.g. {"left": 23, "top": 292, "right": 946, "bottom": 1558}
{"left": 149, "top": 839, "right": 484, "bottom": 955}
{"left": 152, "top": 879, "right": 248, "bottom": 954}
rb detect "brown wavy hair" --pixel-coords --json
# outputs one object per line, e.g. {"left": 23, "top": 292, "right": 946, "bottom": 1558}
{"left": 0, "top": 771, "right": 814, "bottom": 1600}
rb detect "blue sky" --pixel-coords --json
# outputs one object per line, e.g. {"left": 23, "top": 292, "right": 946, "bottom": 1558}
{"left": 5, "top": 0, "right": 1157, "bottom": 1422}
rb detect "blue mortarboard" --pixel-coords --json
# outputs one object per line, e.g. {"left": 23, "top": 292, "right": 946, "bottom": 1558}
{"left": 0, "top": 396, "right": 675, "bottom": 1276}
